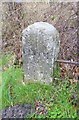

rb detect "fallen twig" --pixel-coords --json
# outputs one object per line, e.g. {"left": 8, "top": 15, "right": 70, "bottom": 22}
{"left": 56, "top": 60, "right": 79, "bottom": 66}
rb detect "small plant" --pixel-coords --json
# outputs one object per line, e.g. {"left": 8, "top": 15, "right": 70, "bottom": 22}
{"left": 51, "top": 15, "right": 55, "bottom": 20}
{"left": 53, "top": 62, "right": 61, "bottom": 79}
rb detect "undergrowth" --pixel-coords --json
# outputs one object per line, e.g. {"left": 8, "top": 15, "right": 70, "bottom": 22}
{"left": 1, "top": 54, "right": 79, "bottom": 118}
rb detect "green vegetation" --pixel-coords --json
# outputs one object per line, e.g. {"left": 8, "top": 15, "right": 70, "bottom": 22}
{"left": 0, "top": 54, "right": 78, "bottom": 118}
{"left": 28, "top": 79, "right": 78, "bottom": 118}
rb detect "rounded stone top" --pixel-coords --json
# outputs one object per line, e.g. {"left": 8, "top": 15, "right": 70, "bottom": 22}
{"left": 22, "top": 22, "right": 58, "bottom": 35}
{"left": 29, "top": 22, "right": 56, "bottom": 29}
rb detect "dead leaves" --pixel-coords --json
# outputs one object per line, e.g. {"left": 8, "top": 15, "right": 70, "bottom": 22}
{"left": 60, "top": 63, "right": 79, "bottom": 83}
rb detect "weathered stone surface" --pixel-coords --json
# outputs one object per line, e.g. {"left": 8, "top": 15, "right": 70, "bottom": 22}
{"left": 22, "top": 22, "right": 60, "bottom": 84}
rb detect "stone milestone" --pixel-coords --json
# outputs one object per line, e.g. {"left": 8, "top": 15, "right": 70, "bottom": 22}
{"left": 22, "top": 22, "right": 60, "bottom": 84}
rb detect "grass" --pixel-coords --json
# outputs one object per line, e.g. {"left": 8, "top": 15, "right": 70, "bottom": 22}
{"left": 1, "top": 53, "right": 79, "bottom": 118}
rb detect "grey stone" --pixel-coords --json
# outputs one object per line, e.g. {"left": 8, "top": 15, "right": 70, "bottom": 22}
{"left": 22, "top": 22, "right": 60, "bottom": 84}
{"left": 2, "top": 104, "right": 35, "bottom": 118}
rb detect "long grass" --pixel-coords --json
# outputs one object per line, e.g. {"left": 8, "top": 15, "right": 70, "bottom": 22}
{"left": 1, "top": 54, "right": 78, "bottom": 118}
